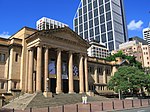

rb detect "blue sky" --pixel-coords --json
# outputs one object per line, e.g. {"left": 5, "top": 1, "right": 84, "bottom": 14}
{"left": 0, "top": 0, "right": 150, "bottom": 39}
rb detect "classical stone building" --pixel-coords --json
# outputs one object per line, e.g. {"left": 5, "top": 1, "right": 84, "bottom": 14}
{"left": 0, "top": 27, "right": 118, "bottom": 95}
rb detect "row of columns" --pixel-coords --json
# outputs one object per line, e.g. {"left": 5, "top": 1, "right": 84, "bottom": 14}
{"left": 94, "top": 66, "right": 107, "bottom": 84}
{"left": 27, "top": 46, "right": 89, "bottom": 94}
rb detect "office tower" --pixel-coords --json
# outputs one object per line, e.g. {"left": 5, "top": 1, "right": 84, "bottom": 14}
{"left": 73, "top": 0, "right": 128, "bottom": 51}
{"left": 36, "top": 17, "right": 68, "bottom": 30}
{"left": 143, "top": 24, "right": 150, "bottom": 47}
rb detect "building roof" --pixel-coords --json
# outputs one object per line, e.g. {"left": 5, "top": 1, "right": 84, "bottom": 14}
{"left": 129, "top": 36, "right": 148, "bottom": 45}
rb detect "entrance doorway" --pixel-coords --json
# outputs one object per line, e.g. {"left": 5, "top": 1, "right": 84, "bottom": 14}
{"left": 63, "top": 79, "right": 68, "bottom": 93}
{"left": 50, "top": 78, "right": 56, "bottom": 93}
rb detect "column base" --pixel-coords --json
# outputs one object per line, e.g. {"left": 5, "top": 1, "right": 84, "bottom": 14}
{"left": 43, "top": 91, "right": 53, "bottom": 98}
{"left": 28, "top": 91, "right": 33, "bottom": 94}
{"left": 68, "top": 91, "right": 75, "bottom": 94}
{"left": 79, "top": 91, "right": 84, "bottom": 94}
{"left": 56, "top": 91, "right": 63, "bottom": 94}
{"left": 86, "top": 91, "right": 95, "bottom": 96}
{"left": 36, "top": 90, "right": 42, "bottom": 93}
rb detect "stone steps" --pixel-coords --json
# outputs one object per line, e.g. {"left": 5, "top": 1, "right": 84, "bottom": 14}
{"left": 3, "top": 93, "right": 109, "bottom": 110}
{"left": 2, "top": 93, "right": 36, "bottom": 110}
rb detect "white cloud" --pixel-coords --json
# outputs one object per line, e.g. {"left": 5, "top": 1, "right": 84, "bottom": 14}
{"left": 127, "top": 20, "right": 143, "bottom": 31}
{"left": 0, "top": 32, "right": 11, "bottom": 38}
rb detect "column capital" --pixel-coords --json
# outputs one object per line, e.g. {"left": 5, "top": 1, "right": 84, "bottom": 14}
{"left": 43, "top": 45, "right": 51, "bottom": 49}
{"left": 27, "top": 47, "right": 34, "bottom": 51}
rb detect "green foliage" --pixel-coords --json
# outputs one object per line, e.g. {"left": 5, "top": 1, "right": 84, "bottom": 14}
{"left": 108, "top": 66, "right": 150, "bottom": 94}
{"left": 105, "top": 50, "right": 142, "bottom": 69}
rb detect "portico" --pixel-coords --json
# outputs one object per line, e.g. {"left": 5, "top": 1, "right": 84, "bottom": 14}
{"left": 25, "top": 27, "right": 90, "bottom": 94}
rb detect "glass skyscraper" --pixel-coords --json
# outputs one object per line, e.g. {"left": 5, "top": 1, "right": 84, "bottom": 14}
{"left": 73, "top": 0, "right": 128, "bottom": 51}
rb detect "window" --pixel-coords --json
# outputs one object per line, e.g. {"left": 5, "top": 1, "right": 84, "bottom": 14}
{"left": 14, "top": 82, "right": 17, "bottom": 89}
{"left": 108, "top": 42, "right": 114, "bottom": 51}
{"left": 1, "top": 82, "right": 4, "bottom": 89}
{"left": 84, "top": 31, "right": 88, "bottom": 39}
{"left": 88, "top": 3, "right": 92, "bottom": 11}
{"left": 101, "top": 33, "right": 106, "bottom": 43}
{"left": 84, "top": 14, "right": 87, "bottom": 22}
{"left": 15, "top": 53, "right": 19, "bottom": 62}
{"left": 79, "top": 25, "right": 83, "bottom": 32}
{"left": 79, "top": 8, "right": 82, "bottom": 16}
{"left": 100, "top": 15, "right": 105, "bottom": 23}
{"left": 0, "top": 54, "right": 5, "bottom": 62}
{"left": 83, "top": 0, "right": 86, "bottom": 6}
{"left": 75, "top": 27, "right": 78, "bottom": 33}
{"left": 101, "top": 24, "right": 106, "bottom": 33}
{"left": 84, "top": 22, "right": 88, "bottom": 30}
{"left": 74, "top": 18, "right": 78, "bottom": 26}
{"left": 89, "top": 20, "right": 93, "bottom": 28}
{"left": 106, "top": 12, "right": 111, "bottom": 21}
{"left": 95, "top": 35, "right": 100, "bottom": 42}
{"left": 99, "top": 6, "right": 104, "bottom": 15}
{"left": 107, "top": 21, "right": 112, "bottom": 31}
{"left": 94, "top": 17, "right": 99, "bottom": 26}
{"left": 90, "top": 29, "right": 94, "bottom": 37}
{"left": 95, "top": 26, "right": 100, "bottom": 35}
{"left": 99, "top": 0, "right": 103, "bottom": 6}
{"left": 105, "top": 0, "right": 110, "bottom": 3}
{"left": 94, "top": 8, "right": 98, "bottom": 17}
{"left": 93, "top": 0, "right": 98, "bottom": 9}
{"left": 108, "top": 31, "right": 113, "bottom": 41}
{"left": 89, "top": 11, "right": 93, "bottom": 20}
{"left": 79, "top": 16, "right": 82, "bottom": 24}
{"left": 105, "top": 3, "right": 110, "bottom": 12}
{"left": 83, "top": 6, "right": 87, "bottom": 13}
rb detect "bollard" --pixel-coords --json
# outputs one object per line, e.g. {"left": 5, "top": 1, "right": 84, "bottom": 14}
{"left": 76, "top": 104, "right": 78, "bottom": 112}
{"left": 89, "top": 103, "right": 92, "bottom": 112}
{"left": 122, "top": 100, "right": 125, "bottom": 109}
{"left": 30, "top": 108, "right": 32, "bottom": 112}
{"left": 140, "top": 99, "right": 142, "bottom": 106}
{"left": 62, "top": 105, "right": 64, "bottom": 112}
{"left": 13, "top": 108, "right": 14, "bottom": 112}
{"left": 101, "top": 102, "right": 103, "bottom": 111}
{"left": 48, "top": 106, "right": 50, "bottom": 112}
{"left": 132, "top": 100, "right": 134, "bottom": 107}
{"left": 112, "top": 101, "right": 115, "bottom": 110}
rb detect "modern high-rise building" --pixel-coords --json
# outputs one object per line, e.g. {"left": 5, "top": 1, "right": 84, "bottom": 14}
{"left": 36, "top": 17, "right": 68, "bottom": 30}
{"left": 73, "top": 0, "right": 128, "bottom": 51}
{"left": 143, "top": 24, "right": 150, "bottom": 47}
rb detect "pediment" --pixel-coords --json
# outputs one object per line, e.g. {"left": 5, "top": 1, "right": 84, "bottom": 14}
{"left": 49, "top": 27, "right": 90, "bottom": 48}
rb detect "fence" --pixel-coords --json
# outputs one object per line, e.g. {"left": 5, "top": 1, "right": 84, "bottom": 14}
{"left": 1, "top": 99, "right": 150, "bottom": 112}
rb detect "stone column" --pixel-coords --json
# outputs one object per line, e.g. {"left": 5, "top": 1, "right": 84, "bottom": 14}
{"left": 44, "top": 47, "right": 49, "bottom": 92}
{"left": 36, "top": 46, "right": 42, "bottom": 92}
{"left": 8, "top": 47, "right": 14, "bottom": 92}
{"left": 103, "top": 66, "right": 107, "bottom": 84}
{"left": 111, "top": 66, "right": 117, "bottom": 76}
{"left": 103, "top": 66, "right": 107, "bottom": 90}
{"left": 28, "top": 49, "right": 34, "bottom": 93}
{"left": 56, "top": 49, "right": 62, "bottom": 94}
{"left": 68, "top": 51, "right": 74, "bottom": 93}
{"left": 79, "top": 54, "right": 84, "bottom": 93}
{"left": 25, "top": 49, "right": 29, "bottom": 92}
{"left": 94, "top": 65, "right": 98, "bottom": 84}
{"left": 84, "top": 56, "right": 89, "bottom": 92}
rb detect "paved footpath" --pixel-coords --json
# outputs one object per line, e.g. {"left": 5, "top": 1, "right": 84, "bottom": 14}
{"left": 1, "top": 99, "right": 150, "bottom": 112}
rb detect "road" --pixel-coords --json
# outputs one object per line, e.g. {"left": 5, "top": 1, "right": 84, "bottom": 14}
{"left": 117, "top": 106, "right": 150, "bottom": 112}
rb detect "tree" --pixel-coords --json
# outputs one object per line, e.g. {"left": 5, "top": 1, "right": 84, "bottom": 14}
{"left": 108, "top": 66, "right": 150, "bottom": 98}
{"left": 105, "top": 51, "right": 142, "bottom": 69}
